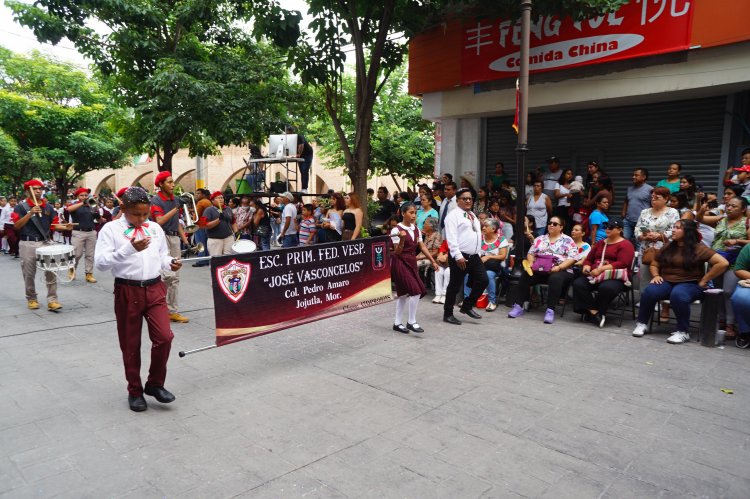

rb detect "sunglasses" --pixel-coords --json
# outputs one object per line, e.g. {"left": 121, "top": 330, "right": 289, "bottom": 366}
{"left": 547, "top": 221, "right": 560, "bottom": 227}
{"left": 458, "top": 197, "right": 473, "bottom": 201}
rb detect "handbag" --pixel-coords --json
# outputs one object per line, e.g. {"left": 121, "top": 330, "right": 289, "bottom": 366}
{"left": 588, "top": 239, "right": 631, "bottom": 285}
{"left": 641, "top": 246, "right": 658, "bottom": 265}
{"left": 255, "top": 224, "right": 270, "bottom": 237}
{"left": 531, "top": 254, "right": 556, "bottom": 273}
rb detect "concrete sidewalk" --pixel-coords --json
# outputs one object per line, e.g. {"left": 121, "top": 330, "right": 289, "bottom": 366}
{"left": 1, "top": 252, "right": 749, "bottom": 498}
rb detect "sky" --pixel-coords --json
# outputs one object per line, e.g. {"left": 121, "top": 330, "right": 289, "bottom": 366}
{"left": 0, "top": 0, "right": 311, "bottom": 69}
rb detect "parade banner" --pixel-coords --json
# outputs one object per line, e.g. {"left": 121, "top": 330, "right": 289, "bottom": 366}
{"left": 461, "top": 0, "right": 694, "bottom": 85}
{"left": 210, "top": 236, "right": 392, "bottom": 347}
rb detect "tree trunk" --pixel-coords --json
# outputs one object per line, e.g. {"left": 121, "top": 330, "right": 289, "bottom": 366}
{"left": 158, "top": 141, "right": 177, "bottom": 172}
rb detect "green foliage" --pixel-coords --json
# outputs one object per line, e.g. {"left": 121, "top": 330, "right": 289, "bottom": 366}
{"left": 310, "top": 65, "right": 434, "bottom": 187}
{"left": 0, "top": 50, "right": 129, "bottom": 199}
{"left": 6, "top": 0, "right": 312, "bottom": 171}
{"left": 250, "top": 0, "right": 624, "bottom": 213}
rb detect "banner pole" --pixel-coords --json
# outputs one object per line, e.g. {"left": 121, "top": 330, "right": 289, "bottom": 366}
{"left": 179, "top": 256, "right": 212, "bottom": 263}
{"left": 179, "top": 344, "right": 218, "bottom": 357}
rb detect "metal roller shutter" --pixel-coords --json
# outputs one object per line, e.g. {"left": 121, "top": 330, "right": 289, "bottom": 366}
{"left": 485, "top": 96, "right": 727, "bottom": 212}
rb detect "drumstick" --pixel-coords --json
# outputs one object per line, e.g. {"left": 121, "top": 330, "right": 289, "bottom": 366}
{"left": 29, "top": 187, "right": 42, "bottom": 217}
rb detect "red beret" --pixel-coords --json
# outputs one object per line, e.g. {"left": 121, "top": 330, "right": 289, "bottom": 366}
{"left": 210, "top": 191, "right": 223, "bottom": 200}
{"left": 23, "top": 179, "right": 43, "bottom": 190}
{"left": 154, "top": 171, "right": 172, "bottom": 186}
{"left": 74, "top": 187, "right": 91, "bottom": 197}
{"left": 116, "top": 187, "right": 128, "bottom": 198}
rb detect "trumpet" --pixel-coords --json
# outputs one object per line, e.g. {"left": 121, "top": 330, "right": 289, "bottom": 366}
{"left": 87, "top": 197, "right": 99, "bottom": 208}
{"left": 180, "top": 193, "right": 199, "bottom": 234}
{"left": 182, "top": 242, "right": 204, "bottom": 257}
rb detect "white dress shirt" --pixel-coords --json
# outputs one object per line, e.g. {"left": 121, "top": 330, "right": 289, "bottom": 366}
{"left": 444, "top": 207, "right": 481, "bottom": 259}
{"left": 438, "top": 195, "right": 456, "bottom": 233}
{"left": 95, "top": 216, "right": 174, "bottom": 280}
{"left": 0, "top": 205, "right": 11, "bottom": 225}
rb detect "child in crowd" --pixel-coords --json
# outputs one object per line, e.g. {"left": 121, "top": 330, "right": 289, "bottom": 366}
{"left": 569, "top": 175, "right": 585, "bottom": 194}
{"left": 298, "top": 204, "right": 317, "bottom": 246}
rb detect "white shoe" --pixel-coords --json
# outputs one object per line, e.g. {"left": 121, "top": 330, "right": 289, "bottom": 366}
{"left": 301, "top": 189, "right": 308, "bottom": 194}
{"left": 667, "top": 331, "right": 690, "bottom": 344}
{"left": 438, "top": 295, "right": 445, "bottom": 304}
{"left": 432, "top": 295, "right": 440, "bottom": 303}
{"left": 486, "top": 303, "right": 497, "bottom": 312}
{"left": 632, "top": 322, "right": 648, "bottom": 337}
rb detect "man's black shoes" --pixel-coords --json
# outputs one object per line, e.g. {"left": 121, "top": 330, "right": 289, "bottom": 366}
{"left": 144, "top": 385, "right": 176, "bottom": 403}
{"left": 443, "top": 315, "right": 462, "bottom": 325}
{"left": 128, "top": 395, "right": 148, "bottom": 412}
{"left": 459, "top": 308, "right": 482, "bottom": 319}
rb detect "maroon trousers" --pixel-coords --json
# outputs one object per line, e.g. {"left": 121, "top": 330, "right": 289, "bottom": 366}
{"left": 4, "top": 223, "right": 18, "bottom": 255}
{"left": 114, "top": 280, "right": 174, "bottom": 397}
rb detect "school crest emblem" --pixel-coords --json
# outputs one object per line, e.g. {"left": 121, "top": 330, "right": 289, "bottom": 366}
{"left": 216, "top": 259, "right": 251, "bottom": 303}
{"left": 372, "top": 242, "right": 386, "bottom": 271}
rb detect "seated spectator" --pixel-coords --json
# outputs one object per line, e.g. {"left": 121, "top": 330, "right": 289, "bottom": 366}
{"left": 636, "top": 186, "right": 680, "bottom": 293}
{"left": 570, "top": 223, "right": 591, "bottom": 275}
{"left": 464, "top": 218, "right": 508, "bottom": 312}
{"left": 473, "top": 187, "right": 490, "bottom": 214}
{"left": 669, "top": 191, "right": 694, "bottom": 220}
{"left": 507, "top": 216, "right": 578, "bottom": 324}
{"left": 417, "top": 217, "right": 441, "bottom": 269}
{"left": 572, "top": 219, "right": 635, "bottom": 327}
{"left": 731, "top": 243, "right": 750, "bottom": 347}
{"left": 698, "top": 196, "right": 750, "bottom": 339}
{"left": 632, "top": 220, "right": 729, "bottom": 343}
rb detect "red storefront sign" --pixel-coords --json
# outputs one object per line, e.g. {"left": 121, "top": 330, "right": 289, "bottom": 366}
{"left": 461, "top": 0, "right": 694, "bottom": 85}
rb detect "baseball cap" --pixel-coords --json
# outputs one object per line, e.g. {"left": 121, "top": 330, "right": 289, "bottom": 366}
{"left": 605, "top": 218, "right": 624, "bottom": 230}
{"left": 546, "top": 155, "right": 560, "bottom": 163}
{"left": 734, "top": 165, "right": 750, "bottom": 173}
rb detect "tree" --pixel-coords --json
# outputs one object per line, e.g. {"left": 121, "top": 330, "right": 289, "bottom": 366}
{"left": 250, "top": 0, "right": 627, "bottom": 209}
{"left": 0, "top": 49, "right": 129, "bottom": 201}
{"left": 7, "top": 0, "right": 308, "bottom": 172}
{"left": 310, "top": 65, "right": 434, "bottom": 191}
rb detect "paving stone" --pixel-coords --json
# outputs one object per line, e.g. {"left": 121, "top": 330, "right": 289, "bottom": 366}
{"left": 1, "top": 254, "right": 750, "bottom": 497}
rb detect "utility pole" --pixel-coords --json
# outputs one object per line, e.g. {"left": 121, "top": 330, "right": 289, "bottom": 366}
{"left": 506, "top": 0, "right": 532, "bottom": 306}
{"left": 196, "top": 156, "right": 206, "bottom": 191}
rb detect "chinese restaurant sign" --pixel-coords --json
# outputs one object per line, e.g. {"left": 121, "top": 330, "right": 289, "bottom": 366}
{"left": 461, "top": 0, "right": 694, "bottom": 85}
{"left": 210, "top": 237, "right": 392, "bottom": 347}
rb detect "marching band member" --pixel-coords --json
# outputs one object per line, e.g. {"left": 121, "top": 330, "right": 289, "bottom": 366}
{"left": 111, "top": 187, "right": 128, "bottom": 220}
{"left": 66, "top": 187, "right": 99, "bottom": 283}
{"left": 201, "top": 191, "right": 237, "bottom": 256}
{"left": 95, "top": 187, "right": 181, "bottom": 412}
{"left": 12, "top": 179, "right": 73, "bottom": 310}
{"left": 150, "top": 171, "right": 190, "bottom": 323}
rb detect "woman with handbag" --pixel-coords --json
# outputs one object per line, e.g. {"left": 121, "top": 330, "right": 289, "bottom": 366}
{"left": 632, "top": 220, "right": 729, "bottom": 343}
{"left": 697, "top": 196, "right": 750, "bottom": 339}
{"left": 507, "top": 216, "right": 578, "bottom": 324}
{"left": 464, "top": 218, "right": 508, "bottom": 312}
{"left": 572, "top": 219, "right": 635, "bottom": 328}
{"left": 635, "top": 186, "right": 680, "bottom": 294}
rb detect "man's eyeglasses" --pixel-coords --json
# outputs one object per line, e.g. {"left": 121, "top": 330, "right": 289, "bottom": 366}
{"left": 458, "top": 197, "right": 473, "bottom": 201}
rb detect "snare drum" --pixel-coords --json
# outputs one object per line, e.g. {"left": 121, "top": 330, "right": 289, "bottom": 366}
{"left": 231, "top": 239, "right": 257, "bottom": 254}
{"left": 36, "top": 244, "right": 76, "bottom": 272}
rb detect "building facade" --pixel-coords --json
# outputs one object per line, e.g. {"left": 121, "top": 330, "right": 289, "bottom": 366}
{"left": 409, "top": 0, "right": 750, "bottom": 202}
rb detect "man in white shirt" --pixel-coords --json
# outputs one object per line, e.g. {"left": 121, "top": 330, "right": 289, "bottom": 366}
{"left": 438, "top": 181, "right": 458, "bottom": 236}
{"left": 542, "top": 156, "right": 563, "bottom": 200}
{"left": 95, "top": 186, "right": 181, "bottom": 413}
{"left": 443, "top": 188, "right": 488, "bottom": 325}
{"left": 279, "top": 191, "right": 299, "bottom": 247}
